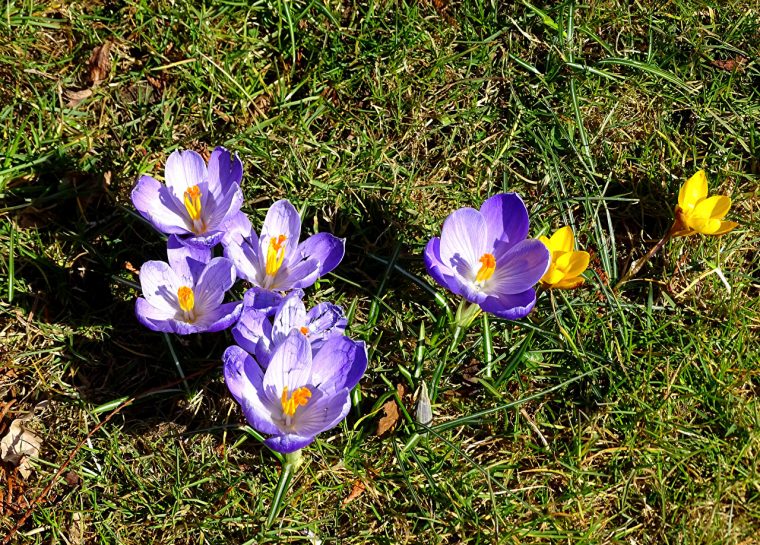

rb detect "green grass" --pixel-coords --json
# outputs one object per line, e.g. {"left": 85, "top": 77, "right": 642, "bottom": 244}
{"left": 1, "top": 0, "right": 759, "bottom": 543}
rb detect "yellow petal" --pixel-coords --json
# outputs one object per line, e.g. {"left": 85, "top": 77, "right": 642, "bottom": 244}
{"left": 678, "top": 170, "right": 708, "bottom": 212}
{"left": 538, "top": 235, "right": 551, "bottom": 249}
{"left": 690, "top": 216, "right": 722, "bottom": 234}
{"left": 692, "top": 195, "right": 731, "bottom": 221}
{"left": 563, "top": 251, "right": 590, "bottom": 278}
{"left": 548, "top": 226, "right": 575, "bottom": 253}
{"left": 541, "top": 263, "right": 566, "bottom": 286}
{"left": 710, "top": 221, "right": 738, "bottom": 235}
{"left": 553, "top": 276, "right": 585, "bottom": 290}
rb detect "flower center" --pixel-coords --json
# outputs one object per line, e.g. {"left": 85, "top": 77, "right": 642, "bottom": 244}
{"left": 475, "top": 253, "right": 496, "bottom": 283}
{"left": 281, "top": 386, "right": 311, "bottom": 417}
{"left": 299, "top": 326, "right": 309, "bottom": 335}
{"left": 265, "top": 234, "right": 287, "bottom": 277}
{"left": 183, "top": 185, "right": 202, "bottom": 221}
{"left": 177, "top": 286, "right": 196, "bottom": 322}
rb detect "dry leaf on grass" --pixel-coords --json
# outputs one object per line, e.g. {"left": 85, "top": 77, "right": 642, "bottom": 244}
{"left": 341, "top": 480, "right": 366, "bottom": 506}
{"left": 376, "top": 384, "right": 404, "bottom": 436}
{"left": 0, "top": 418, "right": 42, "bottom": 479}
{"left": 87, "top": 41, "right": 112, "bottom": 86}
{"left": 65, "top": 88, "right": 93, "bottom": 107}
{"left": 711, "top": 57, "right": 747, "bottom": 72}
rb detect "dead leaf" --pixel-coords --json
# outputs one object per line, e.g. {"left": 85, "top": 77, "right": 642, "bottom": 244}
{"left": 87, "top": 41, "right": 112, "bottom": 86}
{"left": 711, "top": 57, "right": 747, "bottom": 72}
{"left": 123, "top": 261, "right": 139, "bottom": 275}
{"left": 65, "top": 470, "right": 82, "bottom": 487}
{"left": 0, "top": 418, "right": 42, "bottom": 479}
{"left": 68, "top": 512, "right": 85, "bottom": 545}
{"left": 342, "top": 480, "right": 366, "bottom": 506}
{"left": 376, "top": 384, "right": 404, "bottom": 436}
{"left": 146, "top": 74, "right": 164, "bottom": 90}
{"left": 65, "top": 88, "right": 93, "bottom": 107}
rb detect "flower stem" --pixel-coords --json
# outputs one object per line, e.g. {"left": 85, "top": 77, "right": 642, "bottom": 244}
{"left": 614, "top": 222, "right": 677, "bottom": 291}
{"left": 162, "top": 333, "right": 189, "bottom": 394}
{"left": 265, "top": 449, "right": 303, "bottom": 528}
{"left": 431, "top": 324, "right": 463, "bottom": 403}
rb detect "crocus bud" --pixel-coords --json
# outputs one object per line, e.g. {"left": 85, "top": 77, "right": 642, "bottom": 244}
{"left": 416, "top": 381, "right": 433, "bottom": 427}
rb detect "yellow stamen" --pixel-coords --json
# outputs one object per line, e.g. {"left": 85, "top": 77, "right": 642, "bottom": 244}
{"left": 177, "top": 286, "right": 195, "bottom": 313}
{"left": 265, "top": 234, "right": 287, "bottom": 276}
{"left": 183, "top": 185, "right": 203, "bottom": 221}
{"left": 475, "top": 253, "right": 496, "bottom": 283}
{"left": 299, "top": 326, "right": 309, "bottom": 335}
{"left": 280, "top": 386, "right": 311, "bottom": 417}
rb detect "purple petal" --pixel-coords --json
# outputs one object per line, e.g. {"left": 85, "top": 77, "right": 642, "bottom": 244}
{"left": 439, "top": 207, "right": 488, "bottom": 271}
{"left": 205, "top": 184, "right": 244, "bottom": 232}
{"left": 207, "top": 147, "right": 243, "bottom": 198}
{"left": 242, "top": 287, "right": 286, "bottom": 316}
{"left": 480, "top": 193, "right": 530, "bottom": 257}
{"left": 296, "top": 233, "right": 345, "bottom": 276}
{"left": 305, "top": 302, "right": 347, "bottom": 346}
{"left": 201, "top": 301, "right": 243, "bottom": 333}
{"left": 223, "top": 346, "right": 280, "bottom": 435}
{"left": 262, "top": 330, "right": 312, "bottom": 402}
{"left": 264, "top": 433, "right": 316, "bottom": 454}
{"left": 233, "top": 306, "right": 273, "bottom": 355}
{"left": 134, "top": 297, "right": 175, "bottom": 332}
{"left": 221, "top": 212, "right": 253, "bottom": 248}
{"left": 131, "top": 175, "right": 190, "bottom": 235}
{"left": 260, "top": 200, "right": 302, "bottom": 265}
{"left": 180, "top": 230, "right": 225, "bottom": 248}
{"left": 164, "top": 150, "right": 208, "bottom": 203}
{"left": 224, "top": 238, "right": 261, "bottom": 283}
{"left": 273, "top": 258, "right": 320, "bottom": 291}
{"left": 291, "top": 387, "right": 351, "bottom": 436}
{"left": 486, "top": 239, "right": 550, "bottom": 295}
{"left": 139, "top": 260, "right": 182, "bottom": 313}
{"left": 167, "top": 235, "right": 211, "bottom": 284}
{"left": 194, "top": 257, "right": 236, "bottom": 308}
{"left": 272, "top": 292, "right": 307, "bottom": 344}
{"left": 479, "top": 288, "right": 537, "bottom": 320}
{"left": 424, "top": 238, "right": 487, "bottom": 304}
{"left": 311, "top": 336, "right": 367, "bottom": 393}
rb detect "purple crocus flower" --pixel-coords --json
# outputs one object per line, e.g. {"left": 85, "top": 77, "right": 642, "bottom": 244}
{"left": 135, "top": 236, "right": 242, "bottom": 334}
{"left": 424, "top": 193, "right": 550, "bottom": 320}
{"left": 232, "top": 289, "right": 347, "bottom": 367}
{"left": 132, "top": 147, "right": 245, "bottom": 247}
{"left": 224, "top": 330, "right": 367, "bottom": 454}
{"left": 223, "top": 199, "right": 345, "bottom": 291}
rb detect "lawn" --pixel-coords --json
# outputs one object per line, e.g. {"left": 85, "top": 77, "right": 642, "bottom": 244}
{"left": 1, "top": 0, "right": 759, "bottom": 543}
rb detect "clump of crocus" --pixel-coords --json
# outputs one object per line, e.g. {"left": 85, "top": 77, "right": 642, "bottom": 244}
{"left": 615, "top": 169, "right": 738, "bottom": 289}
{"left": 135, "top": 236, "right": 242, "bottom": 334}
{"left": 539, "top": 226, "right": 590, "bottom": 289}
{"left": 232, "top": 289, "right": 347, "bottom": 367}
{"left": 424, "top": 193, "right": 550, "bottom": 324}
{"left": 223, "top": 330, "right": 367, "bottom": 454}
{"left": 224, "top": 199, "right": 345, "bottom": 291}
{"left": 132, "top": 147, "right": 246, "bottom": 247}
{"left": 673, "top": 170, "right": 739, "bottom": 236}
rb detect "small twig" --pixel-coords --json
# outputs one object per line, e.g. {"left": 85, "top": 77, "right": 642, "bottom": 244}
{"left": 614, "top": 222, "right": 677, "bottom": 291}
{"left": 519, "top": 407, "right": 549, "bottom": 448}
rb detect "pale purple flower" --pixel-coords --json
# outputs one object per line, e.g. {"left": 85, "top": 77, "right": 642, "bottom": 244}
{"left": 232, "top": 289, "right": 347, "bottom": 367}
{"left": 223, "top": 199, "right": 345, "bottom": 291}
{"left": 224, "top": 330, "right": 367, "bottom": 453}
{"left": 135, "top": 236, "right": 242, "bottom": 334}
{"left": 132, "top": 147, "right": 245, "bottom": 247}
{"left": 424, "top": 193, "right": 550, "bottom": 320}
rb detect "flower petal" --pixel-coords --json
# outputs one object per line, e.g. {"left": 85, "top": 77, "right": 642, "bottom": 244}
{"left": 164, "top": 150, "right": 208, "bottom": 203}
{"left": 692, "top": 195, "right": 731, "bottom": 221}
{"left": 242, "top": 287, "right": 286, "bottom": 315}
{"left": 223, "top": 346, "right": 281, "bottom": 436}
{"left": 263, "top": 330, "right": 313, "bottom": 403}
{"left": 167, "top": 235, "right": 211, "bottom": 285}
{"left": 296, "top": 232, "right": 345, "bottom": 276}
{"left": 290, "top": 387, "right": 351, "bottom": 438}
{"left": 233, "top": 306, "right": 273, "bottom": 354}
{"left": 207, "top": 147, "right": 243, "bottom": 200}
{"left": 134, "top": 297, "right": 175, "bottom": 332}
{"left": 311, "top": 336, "right": 367, "bottom": 394}
{"left": 221, "top": 211, "right": 253, "bottom": 248}
{"left": 272, "top": 292, "right": 308, "bottom": 344}
{"left": 199, "top": 301, "right": 243, "bottom": 333}
{"left": 546, "top": 226, "right": 575, "bottom": 253}
{"left": 139, "top": 260, "right": 182, "bottom": 313}
{"left": 272, "top": 258, "right": 320, "bottom": 291}
{"left": 480, "top": 193, "right": 529, "bottom": 255}
{"left": 479, "top": 288, "right": 537, "bottom": 320}
{"left": 711, "top": 221, "right": 738, "bottom": 235}
{"left": 260, "top": 199, "right": 302, "bottom": 264}
{"left": 131, "top": 175, "right": 190, "bottom": 234}
{"left": 305, "top": 302, "right": 347, "bottom": 344}
{"left": 439, "top": 207, "right": 487, "bottom": 270}
{"left": 553, "top": 276, "right": 586, "bottom": 289}
{"left": 424, "top": 238, "right": 486, "bottom": 304}
{"left": 194, "top": 257, "right": 236, "bottom": 309}
{"left": 678, "top": 170, "right": 708, "bottom": 212}
{"left": 224, "top": 238, "right": 261, "bottom": 283}
{"left": 485, "top": 239, "right": 550, "bottom": 295}
{"left": 264, "top": 433, "right": 316, "bottom": 454}
{"left": 557, "top": 250, "right": 589, "bottom": 278}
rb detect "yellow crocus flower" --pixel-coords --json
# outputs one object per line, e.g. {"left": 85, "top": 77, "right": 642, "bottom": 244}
{"left": 674, "top": 170, "right": 738, "bottom": 236}
{"left": 539, "top": 226, "right": 590, "bottom": 289}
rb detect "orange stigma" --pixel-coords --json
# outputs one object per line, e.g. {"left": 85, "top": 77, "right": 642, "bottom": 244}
{"left": 265, "top": 234, "right": 287, "bottom": 276}
{"left": 281, "top": 386, "right": 311, "bottom": 417}
{"left": 183, "top": 185, "right": 202, "bottom": 221}
{"left": 299, "top": 326, "right": 309, "bottom": 335}
{"left": 475, "top": 253, "right": 496, "bottom": 283}
{"left": 177, "top": 286, "right": 195, "bottom": 313}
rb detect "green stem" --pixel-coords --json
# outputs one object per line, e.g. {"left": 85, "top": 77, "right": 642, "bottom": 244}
{"left": 481, "top": 313, "right": 494, "bottom": 380}
{"left": 430, "top": 324, "right": 463, "bottom": 403}
{"left": 162, "top": 333, "right": 189, "bottom": 394}
{"left": 265, "top": 450, "right": 303, "bottom": 528}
